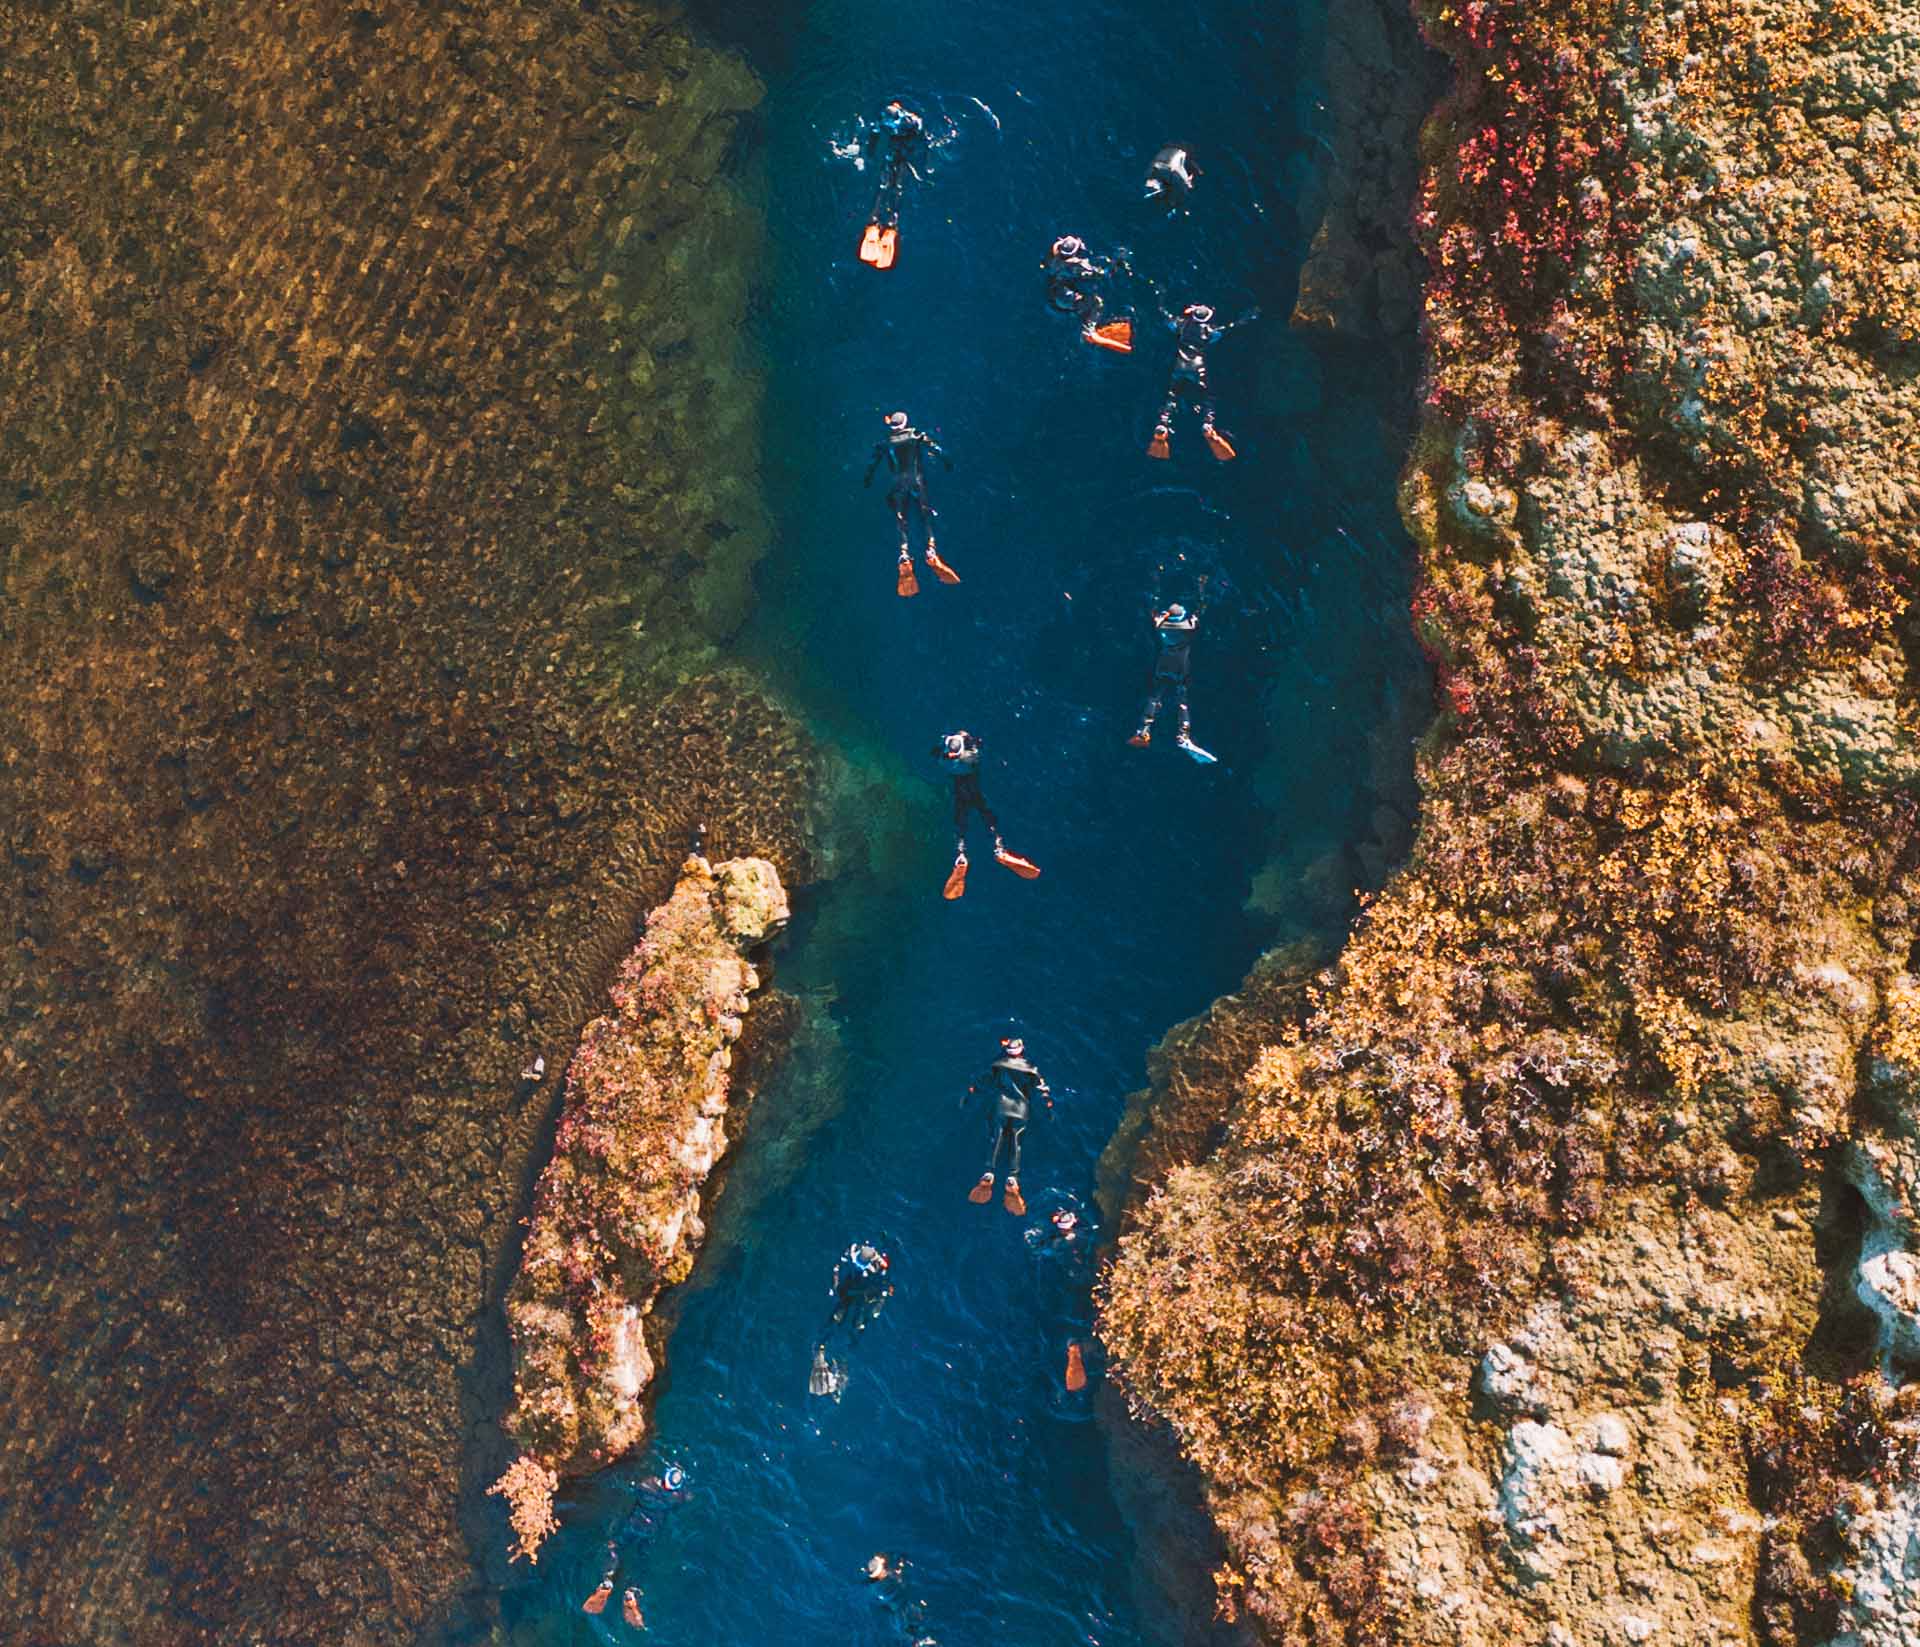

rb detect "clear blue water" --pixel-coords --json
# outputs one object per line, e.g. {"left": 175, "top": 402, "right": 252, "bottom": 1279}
{"left": 492, "top": 0, "right": 1420, "bottom": 1639}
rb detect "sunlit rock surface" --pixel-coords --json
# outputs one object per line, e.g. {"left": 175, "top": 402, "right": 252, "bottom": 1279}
{"left": 0, "top": 3, "right": 819, "bottom": 1642}
{"left": 493, "top": 855, "right": 788, "bottom": 1560}
{"left": 1101, "top": 0, "right": 1920, "bottom": 1637}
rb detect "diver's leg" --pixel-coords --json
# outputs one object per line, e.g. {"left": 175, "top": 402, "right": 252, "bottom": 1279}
{"left": 889, "top": 484, "right": 912, "bottom": 554}
{"left": 1132, "top": 681, "right": 1165, "bottom": 745}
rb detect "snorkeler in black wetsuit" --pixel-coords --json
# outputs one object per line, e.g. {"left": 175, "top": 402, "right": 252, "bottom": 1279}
{"left": 865, "top": 411, "right": 959, "bottom": 595}
{"left": 1043, "top": 235, "right": 1133, "bottom": 352}
{"left": 829, "top": 1241, "right": 894, "bottom": 1330}
{"left": 1147, "top": 302, "right": 1259, "bottom": 462}
{"left": 1128, "top": 600, "right": 1216, "bottom": 763}
{"left": 581, "top": 1462, "right": 689, "bottom": 1624}
{"left": 859, "top": 101, "right": 926, "bottom": 268}
{"left": 933, "top": 731, "right": 1040, "bottom": 898}
{"left": 963, "top": 1036, "right": 1051, "bottom": 1215}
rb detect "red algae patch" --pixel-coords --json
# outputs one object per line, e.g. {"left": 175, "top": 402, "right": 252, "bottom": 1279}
{"left": 494, "top": 855, "right": 789, "bottom": 1558}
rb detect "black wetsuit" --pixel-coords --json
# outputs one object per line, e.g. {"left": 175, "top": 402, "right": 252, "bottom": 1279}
{"left": 864, "top": 111, "right": 925, "bottom": 227}
{"left": 1045, "top": 246, "right": 1116, "bottom": 330}
{"left": 1139, "top": 609, "right": 1198, "bottom": 735}
{"left": 936, "top": 732, "right": 998, "bottom": 851}
{"left": 866, "top": 425, "right": 948, "bottom": 554}
{"left": 830, "top": 1245, "right": 892, "bottom": 1329}
{"left": 1157, "top": 309, "right": 1240, "bottom": 430}
{"left": 972, "top": 1054, "right": 1048, "bottom": 1178}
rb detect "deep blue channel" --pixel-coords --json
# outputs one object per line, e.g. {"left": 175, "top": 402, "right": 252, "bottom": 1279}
{"left": 500, "top": 0, "right": 1419, "bottom": 1639}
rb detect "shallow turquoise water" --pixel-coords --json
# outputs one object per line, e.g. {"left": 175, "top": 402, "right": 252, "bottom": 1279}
{"left": 493, "top": 0, "right": 1421, "bottom": 1639}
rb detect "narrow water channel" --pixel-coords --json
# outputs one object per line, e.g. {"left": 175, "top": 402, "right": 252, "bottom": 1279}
{"left": 492, "top": 0, "right": 1420, "bottom": 1639}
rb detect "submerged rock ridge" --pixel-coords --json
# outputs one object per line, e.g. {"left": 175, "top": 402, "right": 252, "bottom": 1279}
{"left": 0, "top": 3, "right": 821, "bottom": 1642}
{"left": 1101, "top": 0, "right": 1920, "bottom": 1639}
{"left": 493, "top": 854, "right": 788, "bottom": 1561}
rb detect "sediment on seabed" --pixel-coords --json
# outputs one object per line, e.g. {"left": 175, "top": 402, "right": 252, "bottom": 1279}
{"left": 0, "top": 5, "right": 840, "bottom": 1643}
{"left": 1099, "top": 0, "right": 1920, "bottom": 1638}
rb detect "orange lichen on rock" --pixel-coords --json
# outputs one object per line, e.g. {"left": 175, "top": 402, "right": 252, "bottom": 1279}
{"left": 495, "top": 854, "right": 788, "bottom": 1556}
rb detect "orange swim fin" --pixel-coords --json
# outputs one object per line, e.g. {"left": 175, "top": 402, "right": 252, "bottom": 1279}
{"left": 1065, "top": 1342, "right": 1087, "bottom": 1391}
{"left": 622, "top": 1589, "right": 645, "bottom": 1629}
{"left": 583, "top": 1581, "right": 612, "bottom": 1616}
{"left": 1146, "top": 427, "right": 1170, "bottom": 460}
{"left": 1203, "top": 425, "right": 1238, "bottom": 461}
{"left": 873, "top": 226, "right": 898, "bottom": 270}
{"left": 1086, "top": 319, "right": 1134, "bottom": 353}
{"left": 968, "top": 1172, "right": 995, "bottom": 1203}
{"left": 943, "top": 854, "right": 968, "bottom": 900}
{"left": 859, "top": 222, "right": 884, "bottom": 264}
{"left": 897, "top": 557, "right": 920, "bottom": 598}
{"left": 925, "top": 546, "right": 961, "bottom": 584}
{"left": 993, "top": 844, "right": 1041, "bottom": 880}
{"left": 1003, "top": 1176, "right": 1026, "bottom": 1216}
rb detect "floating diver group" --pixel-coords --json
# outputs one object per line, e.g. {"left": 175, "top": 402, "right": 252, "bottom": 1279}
{"left": 856, "top": 107, "right": 1244, "bottom": 901}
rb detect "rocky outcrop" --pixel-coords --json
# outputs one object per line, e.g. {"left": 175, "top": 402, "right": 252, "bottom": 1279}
{"left": 0, "top": 4, "right": 824, "bottom": 1643}
{"left": 1290, "top": 0, "right": 1444, "bottom": 338}
{"left": 492, "top": 854, "right": 787, "bottom": 1558}
{"left": 1102, "top": 0, "right": 1920, "bottom": 1638}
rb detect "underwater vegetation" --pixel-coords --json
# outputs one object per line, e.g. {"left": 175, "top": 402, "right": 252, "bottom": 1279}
{"left": 0, "top": 2, "right": 824, "bottom": 1641}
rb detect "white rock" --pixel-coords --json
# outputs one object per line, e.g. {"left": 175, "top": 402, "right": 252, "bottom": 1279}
{"left": 1579, "top": 1451, "right": 1627, "bottom": 1495}
{"left": 1592, "top": 1412, "right": 1632, "bottom": 1456}
{"left": 1478, "top": 1342, "right": 1545, "bottom": 1415}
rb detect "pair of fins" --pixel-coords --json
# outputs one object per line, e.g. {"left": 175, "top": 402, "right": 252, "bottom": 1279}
{"left": 969, "top": 1172, "right": 1026, "bottom": 1215}
{"left": 859, "top": 221, "right": 899, "bottom": 269}
{"left": 897, "top": 548, "right": 961, "bottom": 598}
{"left": 1128, "top": 727, "right": 1218, "bottom": 764}
{"left": 943, "top": 845, "right": 1041, "bottom": 899}
{"left": 1146, "top": 425, "right": 1237, "bottom": 461}
{"left": 1083, "top": 318, "right": 1133, "bottom": 354}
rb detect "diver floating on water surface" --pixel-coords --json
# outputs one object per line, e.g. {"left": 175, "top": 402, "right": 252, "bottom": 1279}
{"left": 963, "top": 1036, "right": 1051, "bottom": 1216}
{"left": 1043, "top": 235, "right": 1133, "bottom": 353}
{"left": 1142, "top": 142, "right": 1200, "bottom": 211}
{"left": 1147, "top": 301, "right": 1259, "bottom": 461}
{"left": 829, "top": 1241, "right": 894, "bottom": 1331}
{"left": 933, "top": 731, "right": 1040, "bottom": 898}
{"left": 1129, "top": 598, "right": 1216, "bottom": 762}
{"left": 865, "top": 411, "right": 959, "bottom": 596}
{"left": 859, "top": 101, "right": 925, "bottom": 269}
